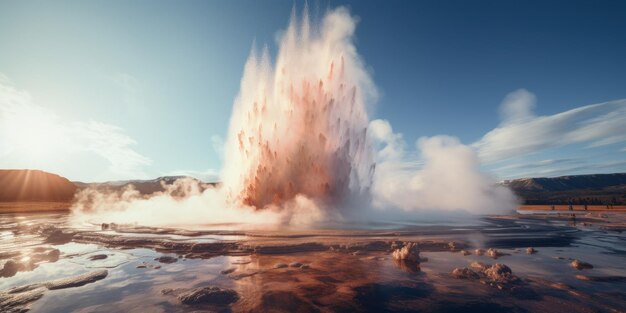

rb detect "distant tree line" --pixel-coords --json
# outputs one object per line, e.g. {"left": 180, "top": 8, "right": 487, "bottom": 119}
{"left": 523, "top": 196, "right": 624, "bottom": 205}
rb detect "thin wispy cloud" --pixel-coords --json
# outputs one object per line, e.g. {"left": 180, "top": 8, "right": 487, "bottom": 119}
{"left": 494, "top": 158, "right": 583, "bottom": 172}
{"left": 73, "top": 120, "right": 151, "bottom": 178}
{"left": 500, "top": 159, "right": 626, "bottom": 179}
{"left": 474, "top": 89, "right": 626, "bottom": 163}
{"left": 0, "top": 74, "right": 151, "bottom": 181}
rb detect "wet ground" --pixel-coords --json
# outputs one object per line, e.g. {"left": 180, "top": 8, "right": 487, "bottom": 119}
{"left": 1, "top": 211, "right": 625, "bottom": 312}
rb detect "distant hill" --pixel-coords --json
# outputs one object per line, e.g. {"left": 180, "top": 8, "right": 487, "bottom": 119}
{"left": 73, "top": 176, "right": 217, "bottom": 195}
{"left": 502, "top": 173, "right": 626, "bottom": 205}
{"left": 3, "top": 169, "right": 623, "bottom": 206}
{"left": 0, "top": 170, "right": 215, "bottom": 205}
{"left": 0, "top": 169, "right": 77, "bottom": 202}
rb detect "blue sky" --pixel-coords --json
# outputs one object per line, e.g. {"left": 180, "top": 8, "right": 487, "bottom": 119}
{"left": 0, "top": 0, "right": 625, "bottom": 182}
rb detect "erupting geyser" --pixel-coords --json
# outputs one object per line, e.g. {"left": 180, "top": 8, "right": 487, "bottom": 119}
{"left": 221, "top": 7, "right": 377, "bottom": 210}
{"left": 69, "top": 5, "right": 517, "bottom": 227}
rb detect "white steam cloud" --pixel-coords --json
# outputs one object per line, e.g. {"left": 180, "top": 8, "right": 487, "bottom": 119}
{"left": 369, "top": 120, "right": 517, "bottom": 214}
{"left": 71, "top": 178, "right": 284, "bottom": 228}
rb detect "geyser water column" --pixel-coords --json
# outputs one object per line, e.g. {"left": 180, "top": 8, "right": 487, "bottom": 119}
{"left": 221, "top": 7, "right": 377, "bottom": 211}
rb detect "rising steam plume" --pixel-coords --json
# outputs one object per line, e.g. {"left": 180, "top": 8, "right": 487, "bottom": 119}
{"left": 221, "top": 7, "right": 376, "bottom": 210}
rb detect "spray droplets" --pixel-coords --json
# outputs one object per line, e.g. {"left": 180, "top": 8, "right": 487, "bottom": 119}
{"left": 221, "top": 7, "right": 376, "bottom": 211}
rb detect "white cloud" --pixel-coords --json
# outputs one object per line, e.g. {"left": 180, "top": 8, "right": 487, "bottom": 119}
{"left": 494, "top": 158, "right": 582, "bottom": 172}
{"left": 0, "top": 75, "right": 151, "bottom": 180}
{"left": 499, "top": 88, "right": 536, "bottom": 124}
{"left": 474, "top": 89, "right": 626, "bottom": 163}
{"left": 72, "top": 120, "right": 151, "bottom": 178}
{"left": 498, "top": 159, "right": 626, "bottom": 179}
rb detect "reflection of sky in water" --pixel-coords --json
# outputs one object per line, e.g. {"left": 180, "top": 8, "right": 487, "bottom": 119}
{"left": 28, "top": 252, "right": 238, "bottom": 312}
{"left": 56, "top": 242, "right": 101, "bottom": 255}
{"left": 0, "top": 257, "right": 88, "bottom": 290}
{"left": 97, "top": 230, "right": 237, "bottom": 242}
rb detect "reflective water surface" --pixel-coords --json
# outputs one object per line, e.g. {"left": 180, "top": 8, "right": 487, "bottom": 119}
{"left": 1, "top": 211, "right": 625, "bottom": 312}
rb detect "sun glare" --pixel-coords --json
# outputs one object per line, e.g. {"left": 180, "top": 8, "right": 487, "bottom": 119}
{"left": 7, "top": 112, "right": 63, "bottom": 163}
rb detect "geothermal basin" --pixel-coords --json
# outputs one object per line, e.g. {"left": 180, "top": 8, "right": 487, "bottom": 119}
{"left": 1, "top": 210, "right": 625, "bottom": 312}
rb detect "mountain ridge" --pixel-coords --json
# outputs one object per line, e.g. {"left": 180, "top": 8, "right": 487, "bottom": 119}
{"left": 74, "top": 176, "right": 216, "bottom": 195}
{"left": 502, "top": 172, "right": 626, "bottom": 204}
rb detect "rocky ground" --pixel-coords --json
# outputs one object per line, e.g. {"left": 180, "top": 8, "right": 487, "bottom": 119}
{"left": 1, "top": 211, "right": 625, "bottom": 312}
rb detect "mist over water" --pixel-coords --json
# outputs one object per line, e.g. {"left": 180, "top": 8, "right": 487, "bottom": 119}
{"left": 71, "top": 6, "right": 517, "bottom": 228}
